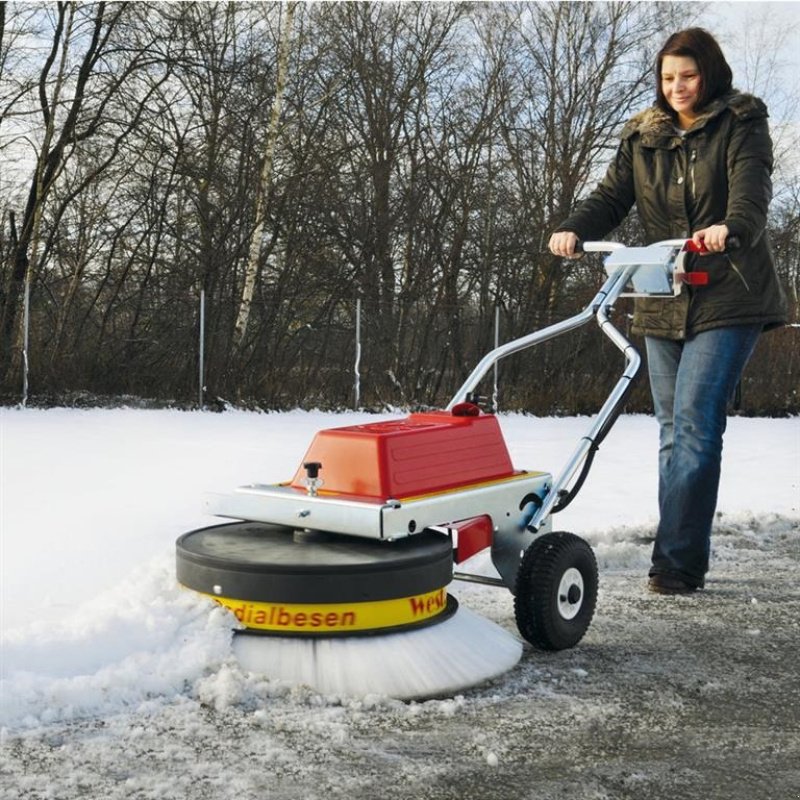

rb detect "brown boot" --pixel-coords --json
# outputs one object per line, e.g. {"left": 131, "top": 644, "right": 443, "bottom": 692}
{"left": 648, "top": 574, "right": 698, "bottom": 595}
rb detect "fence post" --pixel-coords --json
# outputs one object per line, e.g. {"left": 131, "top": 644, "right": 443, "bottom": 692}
{"left": 354, "top": 297, "right": 362, "bottom": 410}
{"left": 21, "top": 279, "right": 30, "bottom": 407}
{"left": 492, "top": 305, "right": 500, "bottom": 412}
{"left": 198, "top": 289, "right": 205, "bottom": 409}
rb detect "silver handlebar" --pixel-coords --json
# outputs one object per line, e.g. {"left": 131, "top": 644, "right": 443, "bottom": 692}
{"left": 447, "top": 239, "right": 694, "bottom": 531}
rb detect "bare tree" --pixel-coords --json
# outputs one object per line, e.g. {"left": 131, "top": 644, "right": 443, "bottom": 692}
{"left": 494, "top": 2, "right": 683, "bottom": 319}
{"left": 0, "top": 1, "right": 177, "bottom": 384}
{"left": 233, "top": 1, "right": 296, "bottom": 350}
{"left": 317, "top": 2, "right": 465, "bottom": 401}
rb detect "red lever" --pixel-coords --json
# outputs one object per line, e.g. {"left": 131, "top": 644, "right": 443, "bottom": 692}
{"left": 683, "top": 239, "right": 709, "bottom": 254}
{"left": 682, "top": 272, "right": 709, "bottom": 285}
{"left": 681, "top": 239, "right": 709, "bottom": 284}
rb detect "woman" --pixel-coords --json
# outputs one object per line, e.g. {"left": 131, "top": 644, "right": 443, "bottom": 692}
{"left": 549, "top": 28, "right": 786, "bottom": 595}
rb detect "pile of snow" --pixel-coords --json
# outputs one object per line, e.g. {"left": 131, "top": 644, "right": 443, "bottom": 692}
{"left": 1, "top": 408, "right": 797, "bottom": 733}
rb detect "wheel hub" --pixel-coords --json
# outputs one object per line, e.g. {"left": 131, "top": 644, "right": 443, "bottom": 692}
{"left": 557, "top": 567, "right": 584, "bottom": 620}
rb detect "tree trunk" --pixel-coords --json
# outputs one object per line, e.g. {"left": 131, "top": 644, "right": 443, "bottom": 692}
{"left": 3, "top": 3, "right": 76, "bottom": 384}
{"left": 233, "top": 1, "right": 296, "bottom": 350}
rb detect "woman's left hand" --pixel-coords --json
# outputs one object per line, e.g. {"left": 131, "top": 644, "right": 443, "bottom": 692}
{"left": 692, "top": 224, "right": 730, "bottom": 253}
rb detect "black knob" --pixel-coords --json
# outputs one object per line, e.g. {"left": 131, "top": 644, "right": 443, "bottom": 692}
{"left": 567, "top": 585, "right": 582, "bottom": 605}
{"left": 303, "top": 461, "right": 322, "bottom": 479}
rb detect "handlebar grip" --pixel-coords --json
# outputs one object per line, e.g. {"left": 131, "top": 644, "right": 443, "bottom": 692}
{"left": 573, "top": 241, "right": 622, "bottom": 254}
{"left": 685, "top": 235, "right": 741, "bottom": 254}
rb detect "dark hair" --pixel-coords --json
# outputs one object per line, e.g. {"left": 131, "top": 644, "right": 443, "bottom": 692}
{"left": 655, "top": 28, "right": 733, "bottom": 116}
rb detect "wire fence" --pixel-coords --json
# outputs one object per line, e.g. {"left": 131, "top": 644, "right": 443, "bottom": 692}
{"left": 15, "top": 286, "right": 510, "bottom": 410}
{"left": 10, "top": 282, "right": 800, "bottom": 416}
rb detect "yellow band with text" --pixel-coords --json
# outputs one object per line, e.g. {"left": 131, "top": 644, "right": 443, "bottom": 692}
{"left": 208, "top": 586, "right": 449, "bottom": 633}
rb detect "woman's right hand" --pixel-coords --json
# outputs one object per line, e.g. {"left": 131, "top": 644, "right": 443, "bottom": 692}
{"left": 548, "top": 231, "right": 581, "bottom": 258}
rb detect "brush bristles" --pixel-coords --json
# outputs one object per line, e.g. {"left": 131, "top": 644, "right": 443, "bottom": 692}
{"left": 232, "top": 606, "right": 522, "bottom": 700}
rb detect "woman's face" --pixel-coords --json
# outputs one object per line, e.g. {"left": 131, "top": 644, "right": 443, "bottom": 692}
{"left": 661, "top": 54, "right": 702, "bottom": 125}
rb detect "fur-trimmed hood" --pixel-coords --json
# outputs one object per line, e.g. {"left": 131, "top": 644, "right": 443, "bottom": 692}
{"left": 621, "top": 91, "right": 768, "bottom": 140}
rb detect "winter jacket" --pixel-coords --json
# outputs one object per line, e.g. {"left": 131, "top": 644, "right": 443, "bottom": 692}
{"left": 556, "top": 91, "right": 787, "bottom": 339}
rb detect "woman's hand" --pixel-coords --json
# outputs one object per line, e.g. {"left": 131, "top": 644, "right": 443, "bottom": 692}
{"left": 548, "top": 231, "right": 581, "bottom": 259}
{"left": 692, "top": 224, "right": 730, "bottom": 253}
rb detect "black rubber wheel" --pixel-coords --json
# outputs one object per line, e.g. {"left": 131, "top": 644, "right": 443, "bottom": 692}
{"left": 513, "top": 531, "right": 598, "bottom": 651}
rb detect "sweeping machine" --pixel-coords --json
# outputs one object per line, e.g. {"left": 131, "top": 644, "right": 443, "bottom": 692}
{"left": 177, "top": 239, "right": 712, "bottom": 699}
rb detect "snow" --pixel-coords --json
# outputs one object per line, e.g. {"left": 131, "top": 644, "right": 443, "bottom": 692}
{"left": 1, "top": 407, "right": 799, "bottom": 798}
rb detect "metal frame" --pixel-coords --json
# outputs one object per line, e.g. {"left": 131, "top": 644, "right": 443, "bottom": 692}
{"left": 204, "top": 470, "right": 551, "bottom": 543}
{"left": 447, "top": 240, "right": 688, "bottom": 534}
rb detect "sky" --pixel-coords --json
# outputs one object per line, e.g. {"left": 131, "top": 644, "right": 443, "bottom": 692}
{"left": 697, "top": 1, "right": 799, "bottom": 104}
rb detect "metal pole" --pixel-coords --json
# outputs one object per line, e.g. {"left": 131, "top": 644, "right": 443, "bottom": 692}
{"left": 492, "top": 305, "right": 500, "bottom": 412}
{"left": 354, "top": 297, "right": 361, "bottom": 410}
{"left": 21, "top": 279, "right": 30, "bottom": 407}
{"left": 447, "top": 263, "right": 627, "bottom": 411}
{"left": 199, "top": 289, "right": 205, "bottom": 409}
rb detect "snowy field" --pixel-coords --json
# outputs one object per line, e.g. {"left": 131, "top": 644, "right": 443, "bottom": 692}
{"left": 1, "top": 407, "right": 799, "bottom": 799}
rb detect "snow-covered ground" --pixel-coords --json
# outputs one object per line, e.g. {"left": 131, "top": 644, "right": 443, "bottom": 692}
{"left": 1, "top": 408, "right": 798, "bottom": 799}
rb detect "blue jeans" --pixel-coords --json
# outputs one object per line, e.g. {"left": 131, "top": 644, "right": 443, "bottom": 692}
{"left": 645, "top": 325, "right": 761, "bottom": 587}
